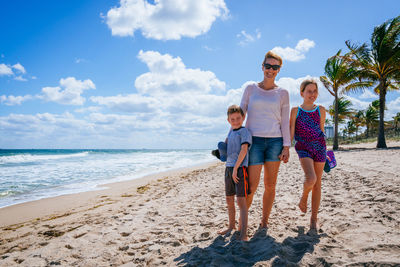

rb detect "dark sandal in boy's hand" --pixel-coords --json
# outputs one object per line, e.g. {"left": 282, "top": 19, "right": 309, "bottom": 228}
{"left": 211, "top": 149, "right": 220, "bottom": 159}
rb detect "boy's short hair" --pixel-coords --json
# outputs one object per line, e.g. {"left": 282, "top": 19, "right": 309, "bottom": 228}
{"left": 263, "top": 51, "right": 283, "bottom": 66}
{"left": 300, "top": 79, "right": 319, "bottom": 93}
{"left": 227, "top": 105, "right": 244, "bottom": 117}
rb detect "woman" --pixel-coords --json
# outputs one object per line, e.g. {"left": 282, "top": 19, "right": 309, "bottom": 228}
{"left": 240, "top": 51, "right": 290, "bottom": 228}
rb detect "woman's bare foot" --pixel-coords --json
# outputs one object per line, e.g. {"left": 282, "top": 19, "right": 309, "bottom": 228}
{"left": 218, "top": 227, "right": 235, "bottom": 235}
{"left": 259, "top": 221, "right": 268, "bottom": 229}
{"left": 239, "top": 233, "right": 248, "bottom": 241}
{"left": 298, "top": 194, "right": 308, "bottom": 213}
{"left": 310, "top": 218, "right": 318, "bottom": 230}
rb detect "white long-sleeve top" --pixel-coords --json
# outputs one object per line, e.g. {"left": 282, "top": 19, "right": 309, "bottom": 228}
{"left": 240, "top": 83, "right": 291, "bottom": 147}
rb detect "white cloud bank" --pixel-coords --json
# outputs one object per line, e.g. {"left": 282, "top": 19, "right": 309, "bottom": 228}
{"left": 92, "top": 50, "right": 238, "bottom": 119}
{"left": 272, "top": 39, "right": 315, "bottom": 62}
{"left": 105, "top": 0, "right": 228, "bottom": 40}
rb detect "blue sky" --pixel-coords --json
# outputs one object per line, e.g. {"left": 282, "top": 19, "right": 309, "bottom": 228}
{"left": 1, "top": 0, "right": 399, "bottom": 149}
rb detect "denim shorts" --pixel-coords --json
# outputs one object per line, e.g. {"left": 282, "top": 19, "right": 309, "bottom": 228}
{"left": 248, "top": 137, "right": 283, "bottom": 165}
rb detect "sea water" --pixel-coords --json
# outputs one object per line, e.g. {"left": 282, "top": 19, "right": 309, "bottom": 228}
{"left": 0, "top": 149, "right": 214, "bottom": 208}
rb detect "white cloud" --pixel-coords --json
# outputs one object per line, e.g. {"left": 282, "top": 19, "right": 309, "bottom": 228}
{"left": 344, "top": 95, "right": 371, "bottom": 111}
{"left": 40, "top": 77, "right": 96, "bottom": 105}
{"left": 359, "top": 89, "right": 377, "bottom": 99}
{"left": 1, "top": 95, "right": 33, "bottom": 106}
{"left": 272, "top": 39, "right": 315, "bottom": 62}
{"left": 387, "top": 97, "right": 400, "bottom": 120}
{"left": 0, "top": 64, "right": 13, "bottom": 76}
{"left": 105, "top": 0, "right": 229, "bottom": 40}
{"left": 135, "top": 50, "right": 226, "bottom": 95}
{"left": 75, "top": 58, "right": 87, "bottom": 64}
{"left": 202, "top": 45, "right": 218, "bottom": 51}
{"left": 12, "top": 63, "right": 26, "bottom": 74}
{"left": 14, "top": 76, "right": 28, "bottom": 82}
{"left": 0, "top": 62, "right": 29, "bottom": 81}
{"left": 237, "top": 29, "right": 261, "bottom": 46}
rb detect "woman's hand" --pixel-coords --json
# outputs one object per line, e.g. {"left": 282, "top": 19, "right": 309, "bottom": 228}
{"left": 279, "top": 146, "right": 290, "bottom": 163}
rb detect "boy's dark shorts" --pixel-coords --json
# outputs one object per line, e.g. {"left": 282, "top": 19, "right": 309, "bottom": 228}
{"left": 225, "top": 166, "right": 250, "bottom": 197}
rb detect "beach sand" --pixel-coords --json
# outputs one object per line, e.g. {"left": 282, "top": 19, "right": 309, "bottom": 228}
{"left": 1, "top": 141, "right": 399, "bottom": 266}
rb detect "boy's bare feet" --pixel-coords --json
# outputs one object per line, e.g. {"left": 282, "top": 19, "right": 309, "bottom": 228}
{"left": 298, "top": 194, "right": 308, "bottom": 213}
{"left": 218, "top": 227, "right": 235, "bottom": 235}
{"left": 259, "top": 222, "right": 268, "bottom": 229}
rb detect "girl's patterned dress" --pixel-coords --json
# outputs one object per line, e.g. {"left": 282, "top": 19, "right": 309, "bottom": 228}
{"left": 294, "top": 106, "right": 326, "bottom": 162}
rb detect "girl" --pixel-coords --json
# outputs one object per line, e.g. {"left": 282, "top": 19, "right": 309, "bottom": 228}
{"left": 289, "top": 79, "right": 326, "bottom": 230}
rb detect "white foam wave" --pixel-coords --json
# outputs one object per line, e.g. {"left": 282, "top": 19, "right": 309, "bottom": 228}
{"left": 0, "top": 152, "right": 89, "bottom": 164}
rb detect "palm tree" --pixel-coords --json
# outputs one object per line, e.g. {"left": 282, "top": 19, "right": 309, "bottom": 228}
{"left": 353, "top": 110, "right": 365, "bottom": 139}
{"left": 346, "top": 16, "right": 400, "bottom": 148}
{"left": 364, "top": 104, "right": 379, "bottom": 138}
{"left": 346, "top": 120, "right": 357, "bottom": 138}
{"left": 328, "top": 97, "right": 355, "bottom": 143}
{"left": 394, "top": 112, "right": 400, "bottom": 132}
{"left": 328, "top": 97, "right": 355, "bottom": 124}
{"left": 320, "top": 51, "right": 361, "bottom": 150}
{"left": 392, "top": 112, "right": 400, "bottom": 136}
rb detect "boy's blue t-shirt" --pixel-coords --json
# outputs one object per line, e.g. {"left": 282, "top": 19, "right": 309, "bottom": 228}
{"left": 226, "top": 127, "right": 252, "bottom": 167}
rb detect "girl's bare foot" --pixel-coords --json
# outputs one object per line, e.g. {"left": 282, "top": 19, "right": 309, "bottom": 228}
{"left": 259, "top": 221, "right": 268, "bottom": 229}
{"left": 298, "top": 194, "right": 308, "bottom": 213}
{"left": 218, "top": 227, "right": 235, "bottom": 235}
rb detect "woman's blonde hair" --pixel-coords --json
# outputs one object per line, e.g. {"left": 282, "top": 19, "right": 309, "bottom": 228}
{"left": 300, "top": 79, "right": 318, "bottom": 93}
{"left": 263, "top": 51, "right": 283, "bottom": 66}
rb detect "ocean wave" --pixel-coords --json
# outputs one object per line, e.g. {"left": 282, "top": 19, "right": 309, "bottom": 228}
{"left": 0, "top": 152, "right": 89, "bottom": 164}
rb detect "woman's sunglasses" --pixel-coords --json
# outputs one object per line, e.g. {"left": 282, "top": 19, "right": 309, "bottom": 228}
{"left": 263, "top": 63, "right": 280, "bottom": 70}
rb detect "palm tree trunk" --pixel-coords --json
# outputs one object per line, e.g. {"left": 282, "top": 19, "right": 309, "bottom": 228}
{"left": 333, "top": 93, "right": 339, "bottom": 150}
{"left": 377, "top": 82, "right": 387, "bottom": 148}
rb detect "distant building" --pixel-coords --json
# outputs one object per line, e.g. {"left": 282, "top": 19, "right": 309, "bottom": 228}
{"left": 324, "top": 126, "right": 334, "bottom": 138}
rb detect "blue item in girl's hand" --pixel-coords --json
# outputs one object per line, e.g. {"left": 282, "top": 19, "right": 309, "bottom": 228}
{"left": 326, "top": 150, "right": 336, "bottom": 168}
{"left": 324, "top": 150, "right": 337, "bottom": 173}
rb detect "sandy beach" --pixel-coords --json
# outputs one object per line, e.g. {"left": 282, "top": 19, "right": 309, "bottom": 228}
{"left": 1, "top": 142, "right": 399, "bottom": 266}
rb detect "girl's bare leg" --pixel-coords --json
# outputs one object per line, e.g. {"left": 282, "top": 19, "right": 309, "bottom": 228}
{"left": 218, "top": 196, "right": 236, "bottom": 235}
{"left": 298, "top": 158, "right": 317, "bottom": 213}
{"left": 310, "top": 162, "right": 324, "bottom": 229}
{"left": 260, "top": 161, "right": 280, "bottom": 228}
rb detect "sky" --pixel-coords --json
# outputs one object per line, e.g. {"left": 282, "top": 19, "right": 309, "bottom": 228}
{"left": 1, "top": 0, "right": 399, "bottom": 149}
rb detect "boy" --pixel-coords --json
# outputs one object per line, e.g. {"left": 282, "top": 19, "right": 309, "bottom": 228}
{"left": 218, "top": 105, "right": 252, "bottom": 241}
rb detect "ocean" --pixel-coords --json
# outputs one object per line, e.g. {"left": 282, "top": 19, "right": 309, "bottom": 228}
{"left": 0, "top": 149, "right": 215, "bottom": 208}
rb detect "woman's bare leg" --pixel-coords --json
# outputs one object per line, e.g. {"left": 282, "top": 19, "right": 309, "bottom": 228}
{"left": 246, "top": 164, "right": 262, "bottom": 209}
{"left": 260, "top": 161, "right": 280, "bottom": 228}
